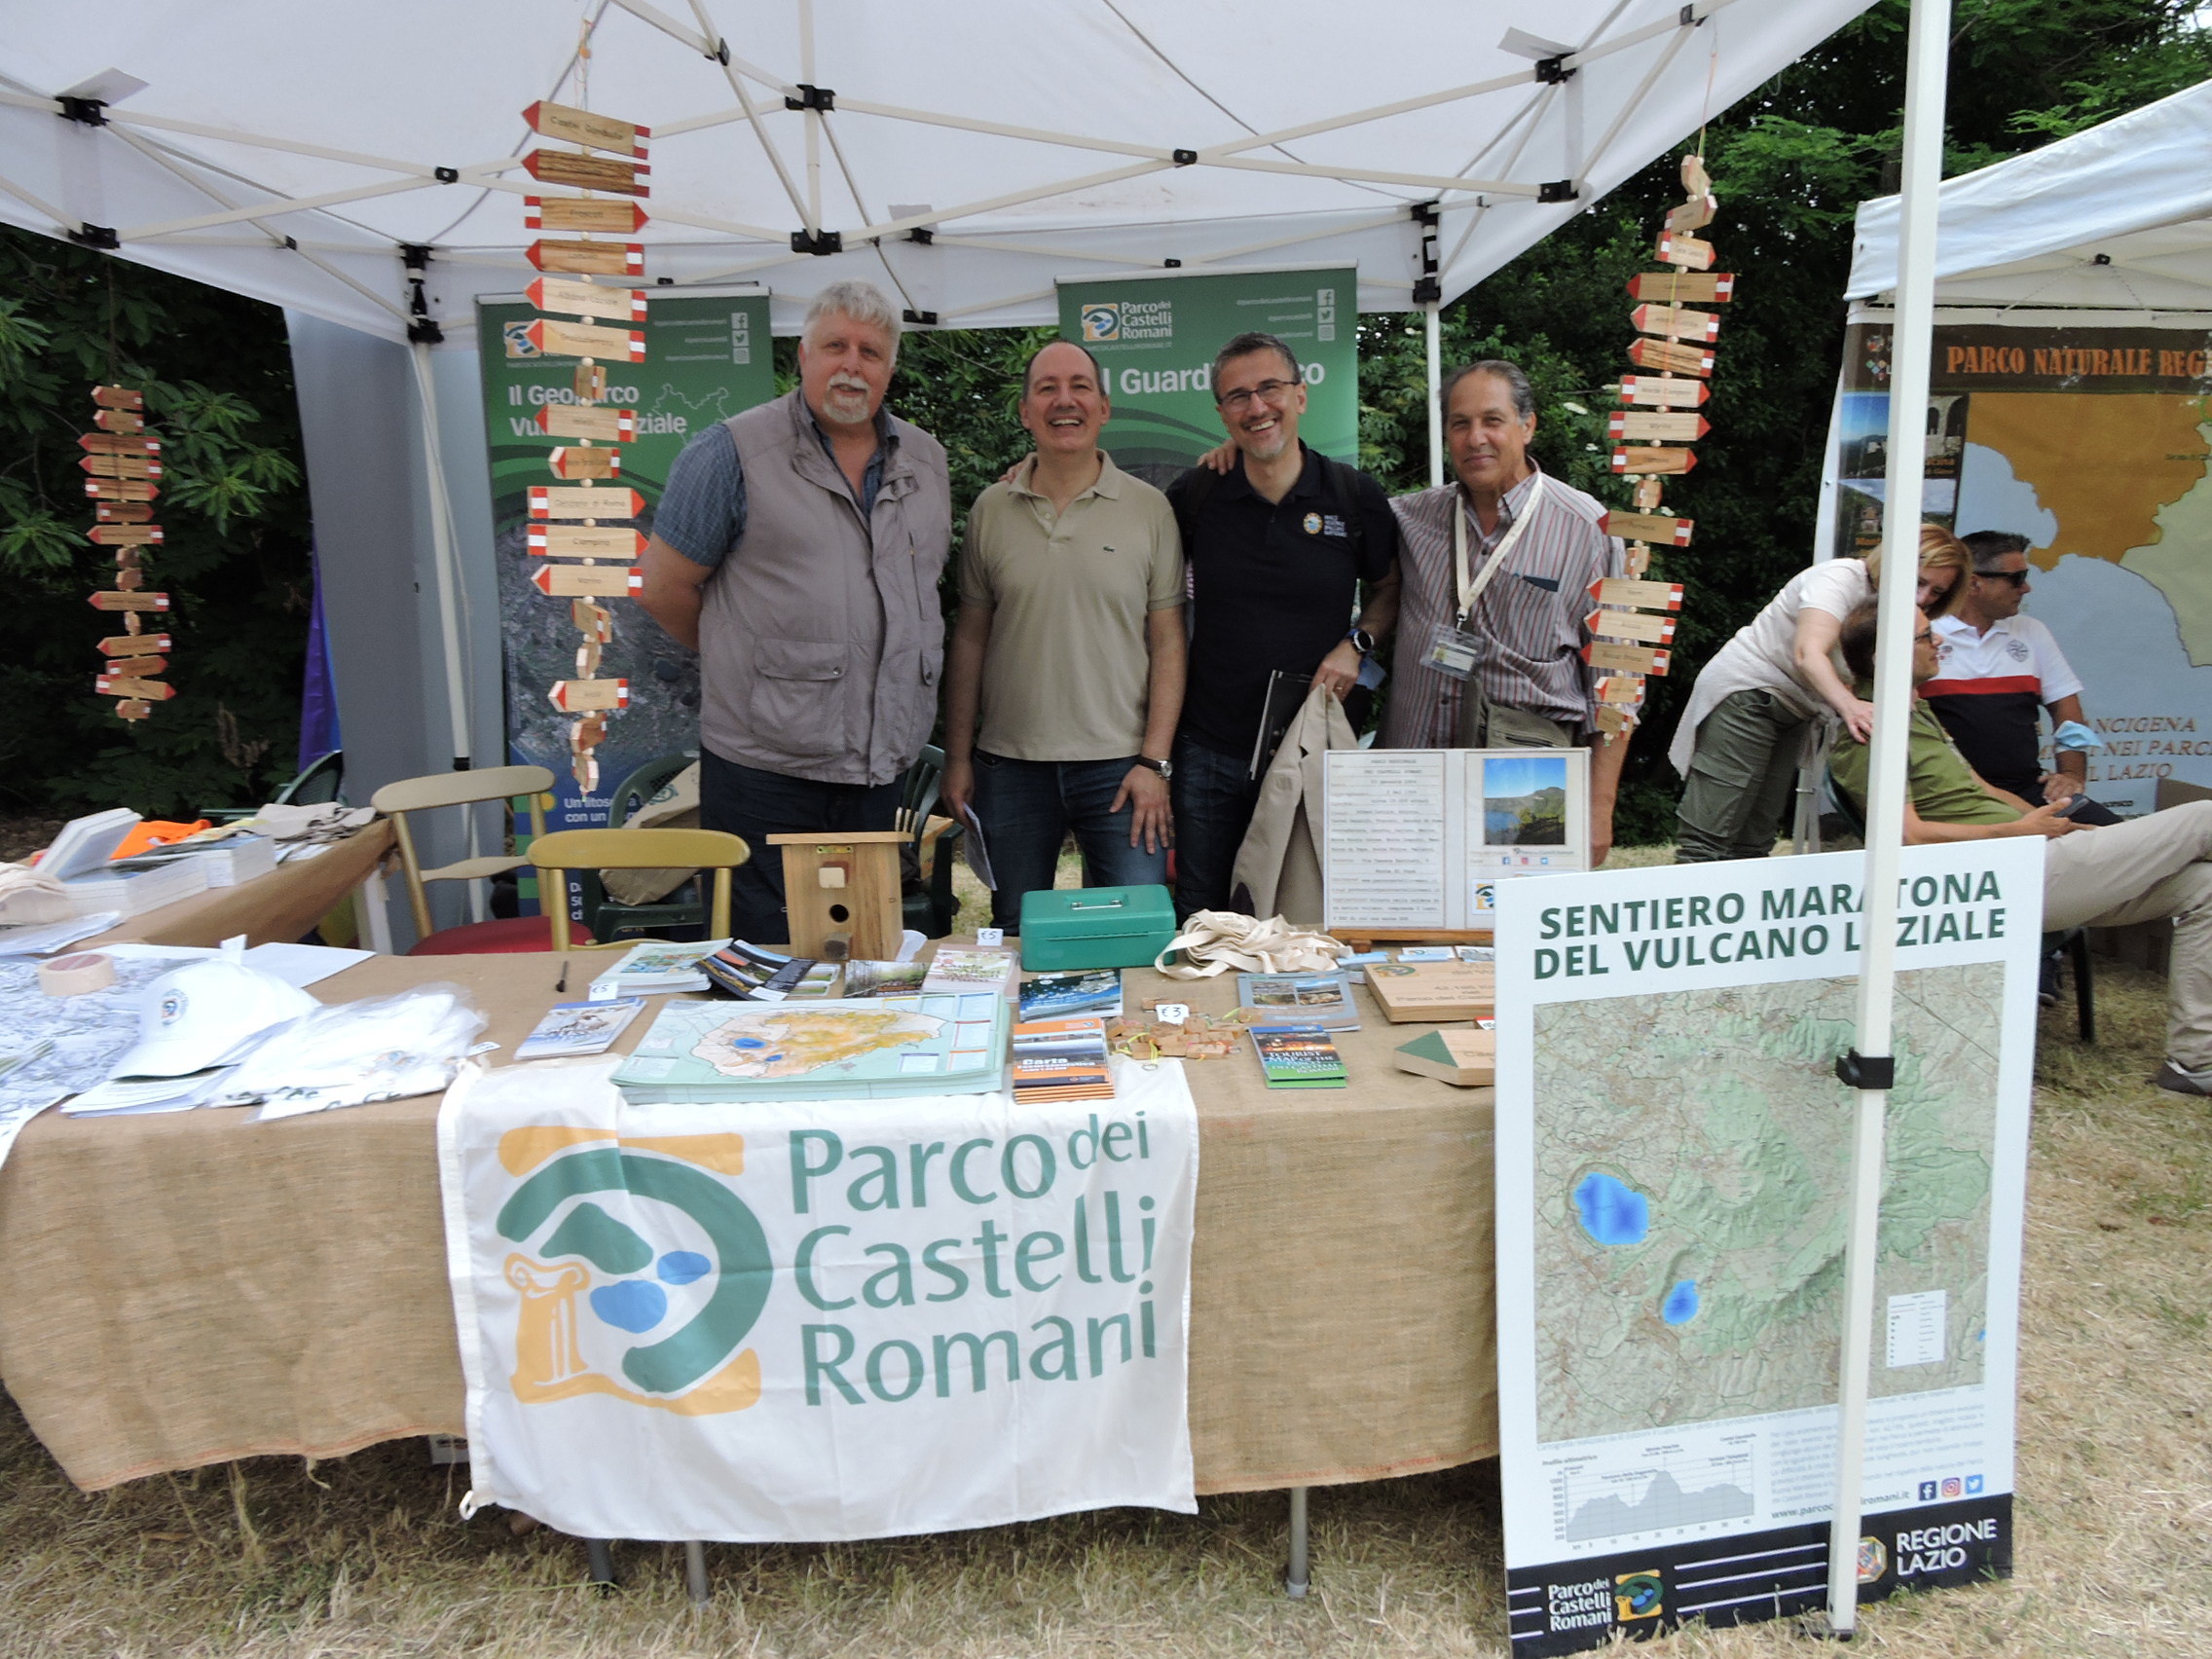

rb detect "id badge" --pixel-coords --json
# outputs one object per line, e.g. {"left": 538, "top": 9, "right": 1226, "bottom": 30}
{"left": 1421, "top": 622, "right": 1481, "bottom": 681}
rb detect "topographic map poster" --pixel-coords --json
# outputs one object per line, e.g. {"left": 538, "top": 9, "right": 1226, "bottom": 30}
{"left": 1493, "top": 844, "right": 2040, "bottom": 1654}
{"left": 1828, "top": 313, "right": 2212, "bottom": 816}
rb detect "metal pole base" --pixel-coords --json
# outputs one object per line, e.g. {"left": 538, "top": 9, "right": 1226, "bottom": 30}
{"left": 585, "top": 1538, "right": 617, "bottom": 1591}
{"left": 1284, "top": 1486, "right": 1309, "bottom": 1599}
{"left": 1794, "top": 1610, "right": 1855, "bottom": 1641}
{"left": 685, "top": 1539, "right": 709, "bottom": 1605}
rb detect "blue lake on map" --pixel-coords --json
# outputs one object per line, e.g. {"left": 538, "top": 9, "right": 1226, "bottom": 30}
{"left": 1663, "top": 1279, "right": 1700, "bottom": 1324}
{"left": 1572, "top": 1172, "right": 1648, "bottom": 1245}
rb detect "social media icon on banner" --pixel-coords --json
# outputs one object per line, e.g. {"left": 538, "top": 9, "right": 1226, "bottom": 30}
{"left": 1918, "top": 1480, "right": 1938, "bottom": 1501}
{"left": 1966, "top": 1474, "right": 1984, "bottom": 1495}
{"left": 1941, "top": 1477, "right": 1962, "bottom": 1498}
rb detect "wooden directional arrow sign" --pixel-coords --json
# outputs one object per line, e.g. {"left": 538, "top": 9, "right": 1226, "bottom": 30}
{"left": 1588, "top": 575, "right": 1687, "bottom": 610}
{"left": 528, "top": 240, "right": 645, "bottom": 277}
{"left": 524, "top": 318, "right": 646, "bottom": 361}
{"left": 1626, "top": 338, "right": 1715, "bottom": 378}
{"left": 1631, "top": 303, "right": 1719, "bottom": 344}
{"left": 1618, "top": 376, "right": 1710, "bottom": 409}
{"left": 528, "top": 525, "right": 648, "bottom": 558}
{"left": 523, "top": 150, "right": 649, "bottom": 197}
{"left": 547, "top": 679, "right": 631, "bottom": 712}
{"left": 1598, "top": 513, "right": 1695, "bottom": 549}
{"left": 89, "top": 591, "right": 170, "bottom": 612}
{"left": 1585, "top": 608, "right": 1677, "bottom": 645}
{"left": 92, "top": 385, "right": 144, "bottom": 410}
{"left": 80, "top": 453, "right": 162, "bottom": 478}
{"left": 1681, "top": 154, "right": 1712, "bottom": 196}
{"left": 536, "top": 405, "right": 637, "bottom": 442}
{"left": 1609, "top": 411, "right": 1710, "bottom": 443}
{"left": 1597, "top": 675, "right": 1647, "bottom": 705}
{"left": 104, "top": 654, "right": 168, "bottom": 677}
{"left": 94, "top": 675, "right": 175, "bottom": 700}
{"left": 523, "top": 100, "right": 649, "bottom": 156}
{"left": 93, "top": 407, "right": 146, "bottom": 433}
{"left": 531, "top": 564, "right": 643, "bottom": 598}
{"left": 83, "top": 477, "right": 158, "bottom": 501}
{"left": 94, "top": 501, "right": 156, "bottom": 525}
{"left": 1655, "top": 232, "right": 1715, "bottom": 270}
{"left": 527, "top": 197, "right": 650, "bottom": 234}
{"left": 547, "top": 446, "right": 623, "bottom": 480}
{"left": 1626, "top": 271, "right": 1735, "bottom": 304}
{"left": 99, "top": 632, "right": 170, "bottom": 656}
{"left": 1611, "top": 446, "right": 1697, "bottom": 475}
{"left": 79, "top": 432, "right": 158, "bottom": 456}
{"left": 1665, "top": 194, "right": 1717, "bottom": 234}
{"left": 572, "top": 599, "right": 614, "bottom": 637}
{"left": 1584, "top": 641, "right": 1673, "bottom": 677}
{"left": 529, "top": 485, "right": 644, "bottom": 520}
{"left": 88, "top": 523, "right": 165, "bottom": 546}
{"left": 525, "top": 276, "right": 647, "bottom": 323}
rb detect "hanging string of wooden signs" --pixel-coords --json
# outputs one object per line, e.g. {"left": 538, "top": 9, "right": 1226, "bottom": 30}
{"left": 1590, "top": 154, "right": 1736, "bottom": 737}
{"left": 82, "top": 385, "right": 173, "bottom": 722}
{"left": 520, "top": 97, "right": 650, "bottom": 793}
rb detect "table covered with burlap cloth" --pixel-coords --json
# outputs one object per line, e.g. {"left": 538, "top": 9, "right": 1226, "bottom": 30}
{"left": 0, "top": 951, "right": 1496, "bottom": 1493}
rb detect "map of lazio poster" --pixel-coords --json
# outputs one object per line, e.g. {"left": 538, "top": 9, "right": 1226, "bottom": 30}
{"left": 1829, "top": 314, "right": 2212, "bottom": 816}
{"left": 1492, "top": 844, "right": 2041, "bottom": 1654}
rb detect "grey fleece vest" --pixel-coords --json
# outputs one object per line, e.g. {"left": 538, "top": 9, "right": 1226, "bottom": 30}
{"left": 698, "top": 389, "right": 951, "bottom": 786}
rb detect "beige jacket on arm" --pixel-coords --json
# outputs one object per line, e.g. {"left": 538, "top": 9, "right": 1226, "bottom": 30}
{"left": 1229, "top": 683, "right": 1359, "bottom": 927}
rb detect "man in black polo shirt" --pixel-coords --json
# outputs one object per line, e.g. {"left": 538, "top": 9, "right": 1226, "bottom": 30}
{"left": 1165, "top": 330, "right": 1400, "bottom": 918}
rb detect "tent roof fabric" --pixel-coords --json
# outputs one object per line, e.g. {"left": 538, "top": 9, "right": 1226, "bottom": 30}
{"left": 2, "top": 0, "right": 1871, "bottom": 344}
{"left": 1847, "top": 78, "right": 2212, "bottom": 312}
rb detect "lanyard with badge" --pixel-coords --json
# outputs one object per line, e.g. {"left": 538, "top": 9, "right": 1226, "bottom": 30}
{"left": 1420, "top": 474, "right": 1547, "bottom": 681}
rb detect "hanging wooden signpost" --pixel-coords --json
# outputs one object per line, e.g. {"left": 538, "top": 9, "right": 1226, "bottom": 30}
{"left": 525, "top": 276, "right": 646, "bottom": 322}
{"left": 79, "top": 387, "right": 172, "bottom": 719}
{"left": 526, "top": 197, "right": 651, "bottom": 234}
{"left": 523, "top": 150, "right": 650, "bottom": 197}
{"left": 547, "top": 445, "right": 623, "bottom": 480}
{"left": 529, "top": 564, "right": 645, "bottom": 598}
{"left": 88, "top": 590, "right": 169, "bottom": 612}
{"left": 547, "top": 679, "right": 631, "bottom": 713}
{"left": 82, "top": 477, "right": 159, "bottom": 501}
{"left": 1624, "top": 337, "right": 1715, "bottom": 378}
{"left": 91, "top": 385, "right": 144, "bottom": 410}
{"left": 523, "top": 100, "right": 649, "bottom": 155}
{"left": 1630, "top": 303, "right": 1720, "bottom": 344}
{"left": 1583, "top": 641, "right": 1672, "bottom": 677}
{"left": 1625, "top": 271, "right": 1735, "bottom": 304}
{"left": 78, "top": 432, "right": 161, "bottom": 456}
{"left": 98, "top": 632, "right": 170, "bottom": 657}
{"left": 535, "top": 405, "right": 637, "bottom": 442}
{"left": 1582, "top": 608, "right": 1677, "bottom": 645}
{"left": 79, "top": 453, "right": 163, "bottom": 479}
{"left": 1610, "top": 446, "right": 1697, "bottom": 475}
{"left": 527, "top": 239, "right": 646, "bottom": 277}
{"left": 1608, "top": 411, "right": 1709, "bottom": 443}
{"left": 1597, "top": 512, "right": 1694, "bottom": 549}
{"left": 529, "top": 485, "right": 644, "bottom": 520}
{"left": 527, "top": 525, "right": 648, "bottom": 558}
{"left": 87, "top": 523, "right": 165, "bottom": 546}
{"left": 1616, "top": 375, "right": 1709, "bottom": 409}
{"left": 1652, "top": 231, "right": 1715, "bottom": 269}
{"left": 92, "top": 674, "right": 176, "bottom": 701}
{"left": 522, "top": 318, "right": 647, "bottom": 361}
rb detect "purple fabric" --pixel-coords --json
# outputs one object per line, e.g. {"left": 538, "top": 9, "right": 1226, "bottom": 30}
{"left": 298, "top": 541, "right": 342, "bottom": 771}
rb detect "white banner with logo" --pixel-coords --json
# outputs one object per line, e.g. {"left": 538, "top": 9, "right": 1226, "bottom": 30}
{"left": 437, "top": 1055, "right": 1198, "bottom": 1541}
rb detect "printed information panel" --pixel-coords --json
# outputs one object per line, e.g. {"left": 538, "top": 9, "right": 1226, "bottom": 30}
{"left": 1493, "top": 844, "right": 2040, "bottom": 1651}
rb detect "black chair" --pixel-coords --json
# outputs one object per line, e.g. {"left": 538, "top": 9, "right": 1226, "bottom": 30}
{"left": 1825, "top": 765, "right": 2092, "bottom": 1043}
{"left": 202, "top": 749, "right": 345, "bottom": 823}
{"left": 583, "top": 753, "right": 709, "bottom": 943}
{"left": 897, "top": 743, "right": 964, "bottom": 939}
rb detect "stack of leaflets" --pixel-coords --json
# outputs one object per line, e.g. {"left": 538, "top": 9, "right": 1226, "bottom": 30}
{"left": 587, "top": 939, "right": 729, "bottom": 999}
{"left": 1250, "top": 1026, "right": 1348, "bottom": 1088}
{"left": 922, "top": 945, "right": 1018, "bottom": 997}
{"left": 1236, "top": 971, "right": 1360, "bottom": 1030}
{"left": 1017, "top": 969, "right": 1123, "bottom": 1021}
{"left": 1010, "top": 1016, "right": 1115, "bottom": 1103}
{"left": 700, "top": 940, "right": 820, "bottom": 1001}
{"left": 515, "top": 996, "right": 647, "bottom": 1060}
{"left": 841, "top": 959, "right": 927, "bottom": 999}
{"left": 612, "top": 992, "right": 1011, "bottom": 1102}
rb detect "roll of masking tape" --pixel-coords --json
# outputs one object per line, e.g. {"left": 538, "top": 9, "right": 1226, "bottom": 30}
{"left": 38, "top": 952, "right": 116, "bottom": 997}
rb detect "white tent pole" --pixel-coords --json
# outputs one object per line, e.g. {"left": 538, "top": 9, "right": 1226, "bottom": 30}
{"left": 1425, "top": 302, "right": 1444, "bottom": 488}
{"left": 687, "top": 0, "right": 814, "bottom": 232}
{"left": 798, "top": 0, "right": 822, "bottom": 230}
{"left": 407, "top": 340, "right": 476, "bottom": 775}
{"left": 1825, "top": 0, "right": 1951, "bottom": 1637}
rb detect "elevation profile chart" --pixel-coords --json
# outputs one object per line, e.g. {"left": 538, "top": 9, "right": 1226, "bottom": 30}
{"left": 1555, "top": 1443, "right": 1755, "bottom": 1543}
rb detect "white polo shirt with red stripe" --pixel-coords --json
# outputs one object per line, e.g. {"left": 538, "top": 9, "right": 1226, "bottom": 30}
{"left": 1924, "top": 612, "right": 2083, "bottom": 799}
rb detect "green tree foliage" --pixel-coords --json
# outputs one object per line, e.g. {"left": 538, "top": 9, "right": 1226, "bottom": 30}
{"left": 0, "top": 227, "right": 311, "bottom": 818}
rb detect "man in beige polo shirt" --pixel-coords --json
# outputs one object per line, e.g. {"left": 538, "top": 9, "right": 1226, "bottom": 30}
{"left": 940, "top": 340, "right": 1185, "bottom": 932}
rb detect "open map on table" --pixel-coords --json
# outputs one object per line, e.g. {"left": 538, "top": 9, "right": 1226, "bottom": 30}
{"left": 611, "top": 994, "right": 1010, "bottom": 1102}
{"left": 0, "top": 957, "right": 170, "bottom": 1168}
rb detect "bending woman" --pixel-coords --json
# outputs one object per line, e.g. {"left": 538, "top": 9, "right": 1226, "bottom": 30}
{"left": 1672, "top": 524, "right": 1970, "bottom": 864}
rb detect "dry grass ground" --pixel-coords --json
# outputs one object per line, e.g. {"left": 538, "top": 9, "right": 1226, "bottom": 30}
{"left": 3, "top": 846, "right": 2208, "bottom": 1656}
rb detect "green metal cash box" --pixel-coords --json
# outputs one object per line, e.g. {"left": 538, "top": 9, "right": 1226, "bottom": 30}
{"left": 1017, "top": 884, "right": 1177, "bottom": 972}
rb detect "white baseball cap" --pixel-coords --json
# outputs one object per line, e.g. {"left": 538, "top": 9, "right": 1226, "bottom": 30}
{"left": 110, "top": 958, "right": 319, "bottom": 1079}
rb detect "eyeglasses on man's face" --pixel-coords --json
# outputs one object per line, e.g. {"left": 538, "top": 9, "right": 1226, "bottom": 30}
{"left": 1975, "top": 568, "right": 2031, "bottom": 588}
{"left": 1216, "top": 378, "right": 1300, "bottom": 413}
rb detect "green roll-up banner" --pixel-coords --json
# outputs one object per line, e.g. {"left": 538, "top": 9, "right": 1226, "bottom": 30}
{"left": 475, "top": 288, "right": 775, "bottom": 836}
{"left": 1055, "top": 267, "right": 1358, "bottom": 488}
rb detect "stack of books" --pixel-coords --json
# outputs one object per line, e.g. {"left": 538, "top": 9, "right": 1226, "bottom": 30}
{"left": 587, "top": 939, "right": 729, "bottom": 999}
{"left": 1250, "top": 1026, "right": 1348, "bottom": 1088}
{"left": 1018, "top": 969, "right": 1123, "bottom": 1021}
{"left": 1010, "top": 1016, "right": 1115, "bottom": 1103}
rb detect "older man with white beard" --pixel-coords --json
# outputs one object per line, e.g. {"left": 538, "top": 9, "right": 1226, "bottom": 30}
{"left": 640, "top": 279, "right": 951, "bottom": 944}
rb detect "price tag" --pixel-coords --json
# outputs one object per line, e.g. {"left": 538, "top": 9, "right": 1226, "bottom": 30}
{"left": 976, "top": 928, "right": 1004, "bottom": 948}
{"left": 1155, "top": 1003, "right": 1191, "bottom": 1026}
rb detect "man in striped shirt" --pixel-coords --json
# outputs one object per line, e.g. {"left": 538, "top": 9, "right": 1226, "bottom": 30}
{"left": 1382, "top": 361, "right": 1630, "bottom": 862}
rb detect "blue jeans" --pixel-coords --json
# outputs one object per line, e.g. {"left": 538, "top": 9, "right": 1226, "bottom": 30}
{"left": 698, "top": 750, "right": 902, "bottom": 945}
{"left": 1168, "top": 736, "right": 1261, "bottom": 919}
{"left": 971, "top": 751, "right": 1168, "bottom": 932}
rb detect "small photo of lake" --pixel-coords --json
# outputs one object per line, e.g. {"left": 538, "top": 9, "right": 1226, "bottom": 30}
{"left": 1483, "top": 754, "right": 1568, "bottom": 846}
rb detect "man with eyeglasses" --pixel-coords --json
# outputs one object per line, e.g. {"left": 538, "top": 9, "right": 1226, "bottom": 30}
{"left": 1829, "top": 600, "right": 2212, "bottom": 1097}
{"left": 1164, "top": 330, "right": 1401, "bottom": 918}
{"left": 1923, "top": 530, "right": 2117, "bottom": 824}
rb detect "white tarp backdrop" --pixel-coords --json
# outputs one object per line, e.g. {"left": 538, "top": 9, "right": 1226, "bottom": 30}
{"left": 1, "top": 0, "right": 1876, "bottom": 345}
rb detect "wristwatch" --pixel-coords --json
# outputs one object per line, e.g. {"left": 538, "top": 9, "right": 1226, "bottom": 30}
{"left": 1134, "top": 755, "right": 1175, "bottom": 781}
{"left": 1346, "top": 627, "right": 1377, "bottom": 656}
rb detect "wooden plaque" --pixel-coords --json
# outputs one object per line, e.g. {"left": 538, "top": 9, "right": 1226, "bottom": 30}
{"left": 92, "top": 385, "right": 144, "bottom": 410}
{"left": 531, "top": 563, "right": 643, "bottom": 598}
{"left": 99, "top": 632, "right": 171, "bottom": 655}
{"left": 523, "top": 100, "right": 649, "bottom": 156}
{"left": 528, "top": 240, "right": 645, "bottom": 277}
{"left": 524, "top": 318, "right": 646, "bottom": 361}
{"left": 528, "top": 524, "right": 648, "bottom": 557}
{"left": 572, "top": 599, "right": 614, "bottom": 637}
{"left": 536, "top": 405, "right": 636, "bottom": 442}
{"left": 84, "top": 478, "right": 159, "bottom": 500}
{"left": 1654, "top": 232, "right": 1715, "bottom": 269}
{"left": 1608, "top": 411, "right": 1709, "bottom": 442}
{"left": 547, "top": 678, "right": 630, "bottom": 713}
{"left": 1584, "top": 607, "right": 1677, "bottom": 645}
{"left": 1681, "top": 154, "right": 1712, "bottom": 197}
{"left": 88, "top": 523, "right": 164, "bottom": 545}
{"left": 529, "top": 485, "right": 644, "bottom": 520}
{"left": 1665, "top": 194, "right": 1717, "bottom": 234}
{"left": 523, "top": 150, "right": 650, "bottom": 197}
{"left": 78, "top": 432, "right": 160, "bottom": 456}
{"left": 1625, "top": 338, "right": 1714, "bottom": 378}
{"left": 1626, "top": 271, "right": 1735, "bottom": 304}
{"left": 104, "top": 655, "right": 167, "bottom": 678}
{"left": 88, "top": 591, "right": 169, "bottom": 611}
{"left": 525, "top": 276, "right": 647, "bottom": 322}
{"left": 1610, "top": 446, "right": 1696, "bottom": 475}
{"left": 1588, "top": 574, "right": 1686, "bottom": 609}
{"left": 547, "top": 446, "right": 622, "bottom": 479}
{"left": 1630, "top": 302, "right": 1719, "bottom": 344}
{"left": 527, "top": 196, "right": 650, "bottom": 234}
{"left": 1366, "top": 961, "right": 1495, "bottom": 1024}
{"left": 80, "top": 453, "right": 162, "bottom": 479}
{"left": 1598, "top": 676, "right": 1647, "bottom": 705}
{"left": 93, "top": 407, "right": 146, "bottom": 433}
{"left": 93, "top": 674, "right": 175, "bottom": 700}
{"left": 1584, "top": 641, "right": 1672, "bottom": 677}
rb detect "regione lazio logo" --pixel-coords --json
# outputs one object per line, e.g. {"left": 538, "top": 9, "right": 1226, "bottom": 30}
{"left": 493, "top": 1126, "right": 771, "bottom": 1415}
{"left": 1079, "top": 303, "right": 1122, "bottom": 342}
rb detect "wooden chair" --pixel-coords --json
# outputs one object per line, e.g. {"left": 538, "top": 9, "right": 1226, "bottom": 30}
{"left": 529, "top": 829, "right": 752, "bottom": 950}
{"left": 370, "top": 764, "right": 557, "bottom": 955}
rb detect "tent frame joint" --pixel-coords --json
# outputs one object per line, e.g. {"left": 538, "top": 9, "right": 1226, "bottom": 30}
{"left": 784, "top": 84, "right": 835, "bottom": 113}
{"left": 791, "top": 228, "right": 843, "bottom": 255}
{"left": 433, "top": 166, "right": 460, "bottom": 184}
{"left": 902, "top": 307, "right": 938, "bottom": 325}
{"left": 69, "top": 222, "right": 119, "bottom": 249}
{"left": 1538, "top": 179, "right": 1579, "bottom": 203}
{"left": 56, "top": 95, "right": 108, "bottom": 128}
{"left": 906, "top": 225, "right": 934, "bottom": 245}
{"left": 1533, "top": 55, "right": 1577, "bottom": 85}
{"left": 1172, "top": 148, "right": 1198, "bottom": 166}
{"left": 1834, "top": 1051, "right": 1896, "bottom": 1091}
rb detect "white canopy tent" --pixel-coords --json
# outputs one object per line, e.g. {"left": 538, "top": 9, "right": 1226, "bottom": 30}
{"left": 1846, "top": 77, "right": 2212, "bottom": 312}
{"left": 1, "top": 0, "right": 1874, "bottom": 343}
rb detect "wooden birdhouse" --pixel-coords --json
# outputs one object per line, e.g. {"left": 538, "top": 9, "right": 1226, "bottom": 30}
{"left": 766, "top": 830, "right": 907, "bottom": 960}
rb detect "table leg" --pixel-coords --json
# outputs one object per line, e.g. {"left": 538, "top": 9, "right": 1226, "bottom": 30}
{"left": 684, "top": 1539, "right": 709, "bottom": 1605}
{"left": 1285, "top": 1485, "right": 1310, "bottom": 1599}
{"left": 356, "top": 865, "right": 395, "bottom": 954}
{"left": 586, "top": 1537, "right": 616, "bottom": 1587}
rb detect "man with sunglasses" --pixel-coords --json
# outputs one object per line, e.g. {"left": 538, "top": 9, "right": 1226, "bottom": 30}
{"left": 1924, "top": 531, "right": 2116, "bottom": 824}
{"left": 1162, "top": 331, "right": 1401, "bottom": 918}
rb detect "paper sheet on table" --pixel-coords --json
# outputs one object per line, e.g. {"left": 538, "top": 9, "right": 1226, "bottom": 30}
{"left": 240, "top": 942, "right": 375, "bottom": 987}
{"left": 0, "top": 913, "right": 122, "bottom": 957}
